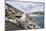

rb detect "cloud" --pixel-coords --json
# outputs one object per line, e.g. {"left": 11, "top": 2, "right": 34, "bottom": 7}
{"left": 15, "top": 2, "right": 43, "bottom": 13}
{"left": 6, "top": 1, "right": 44, "bottom": 13}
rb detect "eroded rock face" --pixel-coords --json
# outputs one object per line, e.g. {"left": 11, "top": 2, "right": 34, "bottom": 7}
{"left": 5, "top": 4, "right": 41, "bottom": 29}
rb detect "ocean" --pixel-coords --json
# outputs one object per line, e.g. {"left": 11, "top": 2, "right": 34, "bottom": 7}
{"left": 32, "top": 16, "right": 44, "bottom": 28}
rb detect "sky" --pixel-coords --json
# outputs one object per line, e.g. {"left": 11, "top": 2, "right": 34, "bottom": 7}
{"left": 6, "top": 0, "right": 44, "bottom": 13}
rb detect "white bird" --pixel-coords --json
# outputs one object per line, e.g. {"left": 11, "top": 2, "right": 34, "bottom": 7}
{"left": 19, "top": 13, "right": 27, "bottom": 22}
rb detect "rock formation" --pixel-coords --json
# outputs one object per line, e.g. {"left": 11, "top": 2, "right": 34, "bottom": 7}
{"left": 5, "top": 3, "right": 41, "bottom": 29}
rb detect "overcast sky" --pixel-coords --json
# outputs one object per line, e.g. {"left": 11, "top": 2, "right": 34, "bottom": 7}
{"left": 6, "top": 0, "right": 44, "bottom": 13}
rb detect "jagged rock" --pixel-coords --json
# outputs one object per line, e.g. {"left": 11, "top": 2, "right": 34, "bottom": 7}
{"left": 5, "top": 4, "right": 41, "bottom": 30}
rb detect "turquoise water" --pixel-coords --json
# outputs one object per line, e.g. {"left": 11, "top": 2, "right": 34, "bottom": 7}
{"left": 32, "top": 16, "right": 44, "bottom": 28}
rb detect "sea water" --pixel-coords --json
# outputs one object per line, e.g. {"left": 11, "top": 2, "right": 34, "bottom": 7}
{"left": 32, "top": 16, "right": 44, "bottom": 28}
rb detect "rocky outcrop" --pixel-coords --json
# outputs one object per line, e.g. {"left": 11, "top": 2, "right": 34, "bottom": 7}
{"left": 5, "top": 3, "right": 41, "bottom": 30}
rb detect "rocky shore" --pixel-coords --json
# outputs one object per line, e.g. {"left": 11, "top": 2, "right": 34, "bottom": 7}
{"left": 5, "top": 3, "right": 41, "bottom": 31}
